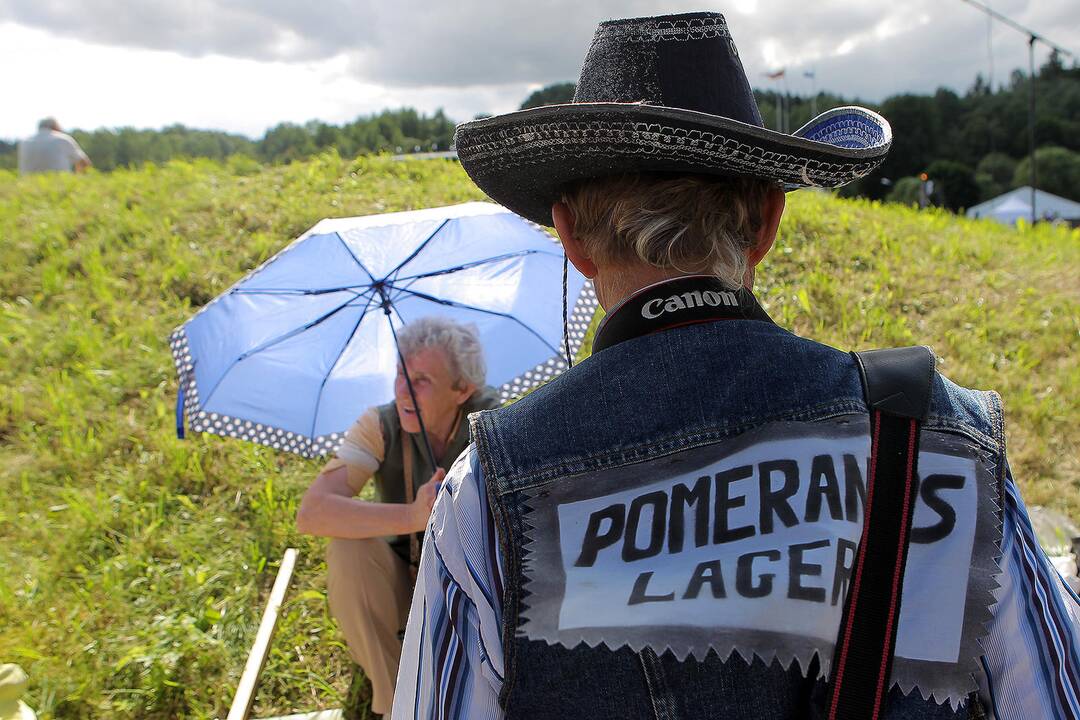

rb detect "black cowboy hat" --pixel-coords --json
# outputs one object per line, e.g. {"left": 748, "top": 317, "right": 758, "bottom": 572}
{"left": 454, "top": 11, "right": 891, "bottom": 227}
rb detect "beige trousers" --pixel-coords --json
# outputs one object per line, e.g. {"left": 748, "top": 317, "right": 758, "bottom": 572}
{"left": 326, "top": 537, "right": 412, "bottom": 716}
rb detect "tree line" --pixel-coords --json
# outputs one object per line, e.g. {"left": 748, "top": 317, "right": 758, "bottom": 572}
{"left": 0, "top": 108, "right": 455, "bottom": 173}
{"left": 757, "top": 53, "right": 1080, "bottom": 208}
{"left": 3, "top": 56, "right": 1076, "bottom": 209}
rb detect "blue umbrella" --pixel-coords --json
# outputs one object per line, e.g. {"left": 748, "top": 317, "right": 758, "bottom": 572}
{"left": 170, "top": 202, "right": 597, "bottom": 458}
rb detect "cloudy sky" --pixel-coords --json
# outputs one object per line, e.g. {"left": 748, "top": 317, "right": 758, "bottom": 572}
{"left": 1, "top": 0, "right": 1076, "bottom": 141}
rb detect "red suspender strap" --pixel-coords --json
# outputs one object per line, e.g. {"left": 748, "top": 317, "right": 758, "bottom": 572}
{"left": 827, "top": 346, "right": 935, "bottom": 720}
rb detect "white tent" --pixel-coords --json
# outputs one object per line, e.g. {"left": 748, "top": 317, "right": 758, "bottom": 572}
{"left": 967, "top": 186, "right": 1080, "bottom": 225}
{"left": 987, "top": 195, "right": 1034, "bottom": 224}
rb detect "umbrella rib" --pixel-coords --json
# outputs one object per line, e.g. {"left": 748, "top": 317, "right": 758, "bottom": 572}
{"left": 391, "top": 249, "right": 559, "bottom": 283}
{"left": 383, "top": 218, "right": 450, "bottom": 283}
{"left": 197, "top": 291, "right": 374, "bottom": 409}
{"left": 394, "top": 288, "right": 560, "bottom": 356}
{"left": 231, "top": 286, "right": 371, "bottom": 296}
{"left": 309, "top": 292, "right": 377, "bottom": 440}
{"left": 334, "top": 232, "right": 378, "bottom": 283}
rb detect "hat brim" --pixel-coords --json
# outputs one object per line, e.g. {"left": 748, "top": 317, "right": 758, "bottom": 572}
{"left": 455, "top": 103, "right": 891, "bottom": 226}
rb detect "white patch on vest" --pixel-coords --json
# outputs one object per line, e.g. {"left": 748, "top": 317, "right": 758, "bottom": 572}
{"left": 517, "top": 418, "right": 997, "bottom": 707}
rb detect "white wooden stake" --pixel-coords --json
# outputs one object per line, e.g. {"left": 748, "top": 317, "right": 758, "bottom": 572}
{"left": 227, "top": 548, "right": 299, "bottom": 720}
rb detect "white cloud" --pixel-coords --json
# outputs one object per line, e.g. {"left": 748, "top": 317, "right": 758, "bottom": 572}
{"left": 1, "top": 1, "right": 1075, "bottom": 140}
{"left": 0, "top": 0, "right": 379, "bottom": 61}
{"left": 0, "top": 22, "right": 531, "bottom": 139}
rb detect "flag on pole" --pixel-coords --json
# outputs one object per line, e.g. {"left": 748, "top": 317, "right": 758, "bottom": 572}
{"left": 765, "top": 68, "right": 786, "bottom": 79}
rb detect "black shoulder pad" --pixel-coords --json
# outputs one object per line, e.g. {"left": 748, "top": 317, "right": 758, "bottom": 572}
{"left": 851, "top": 346, "right": 935, "bottom": 421}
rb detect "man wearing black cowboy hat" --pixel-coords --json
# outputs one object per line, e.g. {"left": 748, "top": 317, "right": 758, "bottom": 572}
{"left": 393, "top": 11, "right": 1080, "bottom": 720}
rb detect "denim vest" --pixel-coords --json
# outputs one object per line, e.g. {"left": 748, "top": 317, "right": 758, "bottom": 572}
{"left": 471, "top": 293, "right": 1004, "bottom": 720}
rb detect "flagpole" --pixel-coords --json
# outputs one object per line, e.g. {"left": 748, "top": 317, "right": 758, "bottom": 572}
{"left": 783, "top": 73, "right": 790, "bottom": 133}
{"left": 764, "top": 69, "right": 786, "bottom": 131}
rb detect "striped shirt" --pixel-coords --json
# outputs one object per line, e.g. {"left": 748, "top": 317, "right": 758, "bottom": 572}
{"left": 393, "top": 444, "right": 1080, "bottom": 720}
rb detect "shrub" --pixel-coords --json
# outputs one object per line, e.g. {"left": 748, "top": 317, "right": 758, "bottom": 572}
{"left": 886, "top": 176, "right": 922, "bottom": 206}
{"left": 927, "top": 159, "right": 979, "bottom": 211}
{"left": 1012, "top": 146, "right": 1080, "bottom": 202}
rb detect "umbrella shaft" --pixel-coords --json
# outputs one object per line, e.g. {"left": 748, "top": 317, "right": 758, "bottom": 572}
{"left": 384, "top": 303, "right": 438, "bottom": 471}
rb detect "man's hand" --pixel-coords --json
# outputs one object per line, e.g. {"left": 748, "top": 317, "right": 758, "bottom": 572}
{"left": 407, "top": 468, "right": 446, "bottom": 532}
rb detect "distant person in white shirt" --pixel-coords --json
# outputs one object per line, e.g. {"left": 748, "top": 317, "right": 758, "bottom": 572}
{"left": 17, "top": 118, "right": 91, "bottom": 175}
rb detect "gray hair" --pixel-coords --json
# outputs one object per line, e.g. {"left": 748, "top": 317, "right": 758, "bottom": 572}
{"left": 562, "top": 173, "right": 778, "bottom": 287}
{"left": 397, "top": 317, "right": 486, "bottom": 390}
{"left": 38, "top": 117, "right": 60, "bottom": 131}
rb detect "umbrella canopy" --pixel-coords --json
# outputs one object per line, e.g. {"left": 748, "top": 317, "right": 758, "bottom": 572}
{"left": 170, "top": 202, "right": 596, "bottom": 457}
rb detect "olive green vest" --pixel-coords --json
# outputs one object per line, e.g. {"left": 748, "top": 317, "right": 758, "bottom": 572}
{"left": 374, "top": 387, "right": 501, "bottom": 564}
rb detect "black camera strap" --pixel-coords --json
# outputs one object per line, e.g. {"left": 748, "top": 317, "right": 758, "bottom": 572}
{"left": 592, "top": 275, "right": 773, "bottom": 354}
{"left": 827, "top": 346, "right": 935, "bottom": 720}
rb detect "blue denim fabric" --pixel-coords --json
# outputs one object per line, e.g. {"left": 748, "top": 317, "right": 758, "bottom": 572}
{"left": 471, "top": 319, "right": 1005, "bottom": 720}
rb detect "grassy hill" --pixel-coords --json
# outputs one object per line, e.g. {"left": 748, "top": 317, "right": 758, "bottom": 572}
{"left": 0, "top": 153, "right": 1077, "bottom": 719}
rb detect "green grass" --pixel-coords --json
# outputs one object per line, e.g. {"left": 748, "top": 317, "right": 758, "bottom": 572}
{"left": 0, "top": 153, "right": 1077, "bottom": 718}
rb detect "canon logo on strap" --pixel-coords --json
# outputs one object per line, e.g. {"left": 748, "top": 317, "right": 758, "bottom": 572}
{"left": 641, "top": 289, "right": 738, "bottom": 320}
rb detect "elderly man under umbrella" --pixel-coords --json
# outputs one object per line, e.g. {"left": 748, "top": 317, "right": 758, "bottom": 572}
{"left": 297, "top": 316, "right": 499, "bottom": 718}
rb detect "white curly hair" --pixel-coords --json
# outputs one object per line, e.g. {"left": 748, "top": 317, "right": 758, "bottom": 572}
{"left": 397, "top": 316, "right": 486, "bottom": 390}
